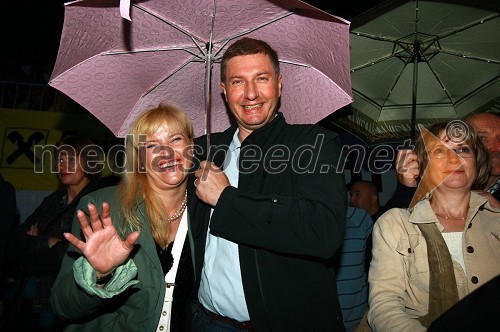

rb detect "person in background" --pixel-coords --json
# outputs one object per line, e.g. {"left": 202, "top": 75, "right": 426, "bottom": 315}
{"left": 465, "top": 113, "right": 499, "bottom": 200}
{"left": 2, "top": 135, "right": 101, "bottom": 332}
{"left": 368, "top": 121, "right": 500, "bottom": 331}
{"left": 0, "top": 174, "right": 17, "bottom": 322}
{"left": 395, "top": 112, "right": 499, "bottom": 208}
{"left": 0, "top": 173, "right": 17, "bottom": 275}
{"left": 349, "top": 180, "right": 385, "bottom": 276}
{"left": 50, "top": 104, "right": 196, "bottom": 331}
{"left": 191, "top": 37, "right": 347, "bottom": 331}
{"left": 334, "top": 206, "right": 373, "bottom": 331}
{"left": 349, "top": 180, "right": 382, "bottom": 221}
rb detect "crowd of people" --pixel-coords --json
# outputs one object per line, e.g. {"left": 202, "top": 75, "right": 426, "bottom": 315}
{"left": 1, "top": 37, "right": 498, "bottom": 332}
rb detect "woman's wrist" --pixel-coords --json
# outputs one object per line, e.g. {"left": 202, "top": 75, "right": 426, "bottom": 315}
{"left": 96, "top": 270, "right": 115, "bottom": 285}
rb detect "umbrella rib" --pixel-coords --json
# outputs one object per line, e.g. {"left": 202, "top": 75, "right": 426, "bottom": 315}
{"left": 456, "top": 77, "right": 499, "bottom": 107}
{"left": 142, "top": 58, "right": 196, "bottom": 97}
{"left": 103, "top": 47, "right": 206, "bottom": 61}
{"left": 350, "top": 30, "right": 398, "bottom": 44}
{"left": 350, "top": 53, "right": 396, "bottom": 72}
{"left": 279, "top": 59, "right": 308, "bottom": 67}
{"left": 437, "top": 49, "right": 500, "bottom": 65}
{"left": 434, "top": 13, "right": 500, "bottom": 65}
{"left": 379, "top": 57, "right": 409, "bottom": 115}
{"left": 422, "top": 56, "right": 456, "bottom": 116}
{"left": 436, "top": 13, "right": 499, "bottom": 40}
{"left": 133, "top": 3, "right": 207, "bottom": 57}
{"left": 211, "top": 10, "right": 297, "bottom": 59}
{"left": 352, "top": 89, "right": 383, "bottom": 123}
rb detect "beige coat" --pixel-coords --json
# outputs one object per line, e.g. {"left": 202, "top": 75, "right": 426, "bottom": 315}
{"left": 368, "top": 192, "right": 500, "bottom": 332}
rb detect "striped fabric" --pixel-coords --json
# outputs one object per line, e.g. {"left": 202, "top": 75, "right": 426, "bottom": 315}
{"left": 336, "top": 206, "right": 373, "bottom": 331}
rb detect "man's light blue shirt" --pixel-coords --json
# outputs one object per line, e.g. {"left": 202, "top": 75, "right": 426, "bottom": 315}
{"left": 198, "top": 129, "right": 250, "bottom": 321}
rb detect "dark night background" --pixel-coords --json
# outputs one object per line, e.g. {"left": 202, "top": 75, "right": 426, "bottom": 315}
{"left": 0, "top": 0, "right": 385, "bottom": 84}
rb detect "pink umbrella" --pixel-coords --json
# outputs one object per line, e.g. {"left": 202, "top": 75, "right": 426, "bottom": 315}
{"left": 49, "top": 0, "right": 352, "bottom": 137}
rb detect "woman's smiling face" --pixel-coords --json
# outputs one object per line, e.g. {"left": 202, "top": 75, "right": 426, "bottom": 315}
{"left": 143, "top": 121, "right": 193, "bottom": 191}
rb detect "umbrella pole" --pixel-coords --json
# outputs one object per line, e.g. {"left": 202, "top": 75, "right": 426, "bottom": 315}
{"left": 205, "top": 42, "right": 213, "bottom": 157}
{"left": 411, "top": 42, "right": 420, "bottom": 142}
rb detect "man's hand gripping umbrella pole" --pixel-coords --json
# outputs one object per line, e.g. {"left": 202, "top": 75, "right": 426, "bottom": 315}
{"left": 194, "top": 160, "right": 231, "bottom": 208}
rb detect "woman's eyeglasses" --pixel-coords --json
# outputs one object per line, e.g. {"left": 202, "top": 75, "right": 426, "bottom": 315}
{"left": 429, "top": 145, "right": 475, "bottom": 159}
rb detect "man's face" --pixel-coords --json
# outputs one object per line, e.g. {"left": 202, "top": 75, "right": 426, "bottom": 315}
{"left": 221, "top": 53, "right": 282, "bottom": 140}
{"left": 467, "top": 114, "right": 500, "bottom": 176}
{"left": 349, "top": 183, "right": 374, "bottom": 212}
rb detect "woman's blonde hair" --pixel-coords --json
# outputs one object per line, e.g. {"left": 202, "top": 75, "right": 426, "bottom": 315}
{"left": 118, "top": 103, "right": 194, "bottom": 247}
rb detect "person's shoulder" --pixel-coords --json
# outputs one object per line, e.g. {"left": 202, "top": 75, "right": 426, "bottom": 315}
{"left": 81, "top": 185, "right": 118, "bottom": 202}
{"left": 195, "top": 128, "right": 235, "bottom": 148}
{"left": 346, "top": 206, "right": 373, "bottom": 227}
{"left": 41, "top": 189, "right": 66, "bottom": 203}
{"left": 0, "top": 177, "right": 15, "bottom": 193}
{"left": 347, "top": 206, "right": 370, "bottom": 220}
{"left": 285, "top": 123, "right": 340, "bottom": 143}
{"left": 376, "top": 207, "right": 410, "bottom": 229}
{"left": 287, "top": 123, "right": 337, "bottom": 134}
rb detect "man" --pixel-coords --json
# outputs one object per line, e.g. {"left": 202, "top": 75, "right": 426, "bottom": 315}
{"left": 396, "top": 112, "right": 500, "bottom": 206}
{"left": 334, "top": 206, "right": 373, "bottom": 331}
{"left": 191, "top": 38, "right": 347, "bottom": 331}
{"left": 465, "top": 113, "right": 500, "bottom": 200}
{"left": 349, "top": 180, "right": 381, "bottom": 221}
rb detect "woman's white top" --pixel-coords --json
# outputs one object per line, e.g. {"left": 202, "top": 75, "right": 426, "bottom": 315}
{"left": 441, "top": 231, "right": 466, "bottom": 274}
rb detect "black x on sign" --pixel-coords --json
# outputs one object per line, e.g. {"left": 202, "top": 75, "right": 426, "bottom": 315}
{"left": 2, "top": 129, "right": 48, "bottom": 169}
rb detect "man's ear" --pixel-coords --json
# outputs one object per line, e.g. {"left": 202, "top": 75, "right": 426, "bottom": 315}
{"left": 221, "top": 82, "right": 228, "bottom": 102}
{"left": 277, "top": 74, "right": 282, "bottom": 97}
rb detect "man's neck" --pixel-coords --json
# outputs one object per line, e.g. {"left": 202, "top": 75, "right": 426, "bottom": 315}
{"left": 237, "top": 128, "right": 252, "bottom": 142}
{"left": 369, "top": 205, "right": 380, "bottom": 216}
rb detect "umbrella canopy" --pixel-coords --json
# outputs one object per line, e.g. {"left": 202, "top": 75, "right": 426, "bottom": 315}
{"left": 325, "top": 0, "right": 500, "bottom": 146}
{"left": 49, "top": 0, "right": 352, "bottom": 138}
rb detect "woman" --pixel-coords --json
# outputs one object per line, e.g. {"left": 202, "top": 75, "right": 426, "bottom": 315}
{"left": 4, "top": 135, "right": 101, "bottom": 331}
{"left": 367, "top": 121, "right": 500, "bottom": 332}
{"left": 50, "top": 104, "right": 196, "bottom": 331}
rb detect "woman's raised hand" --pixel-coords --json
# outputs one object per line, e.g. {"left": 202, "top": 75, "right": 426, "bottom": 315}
{"left": 64, "top": 202, "right": 140, "bottom": 276}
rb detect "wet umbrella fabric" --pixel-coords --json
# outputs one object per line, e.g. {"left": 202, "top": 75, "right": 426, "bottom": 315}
{"left": 326, "top": 0, "right": 499, "bottom": 146}
{"left": 49, "top": 0, "right": 352, "bottom": 138}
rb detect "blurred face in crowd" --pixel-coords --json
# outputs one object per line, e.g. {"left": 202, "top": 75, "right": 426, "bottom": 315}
{"left": 466, "top": 113, "right": 500, "bottom": 177}
{"left": 349, "top": 181, "right": 378, "bottom": 215}
{"left": 221, "top": 53, "right": 282, "bottom": 141}
{"left": 57, "top": 152, "right": 88, "bottom": 188}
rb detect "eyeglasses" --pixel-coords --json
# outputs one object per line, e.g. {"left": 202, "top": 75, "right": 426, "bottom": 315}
{"left": 429, "top": 145, "right": 475, "bottom": 159}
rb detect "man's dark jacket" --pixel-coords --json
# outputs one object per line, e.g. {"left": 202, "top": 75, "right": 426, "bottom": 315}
{"left": 6, "top": 182, "right": 98, "bottom": 277}
{"left": 191, "top": 113, "right": 347, "bottom": 331}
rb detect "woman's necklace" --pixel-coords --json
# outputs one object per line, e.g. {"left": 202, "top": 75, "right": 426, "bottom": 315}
{"left": 435, "top": 213, "right": 465, "bottom": 220}
{"left": 165, "top": 190, "right": 187, "bottom": 223}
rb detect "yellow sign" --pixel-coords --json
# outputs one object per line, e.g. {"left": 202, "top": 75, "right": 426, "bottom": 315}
{"left": 0, "top": 108, "right": 120, "bottom": 190}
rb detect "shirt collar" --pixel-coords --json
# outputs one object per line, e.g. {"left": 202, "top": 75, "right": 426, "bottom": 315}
{"left": 229, "top": 128, "right": 241, "bottom": 153}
